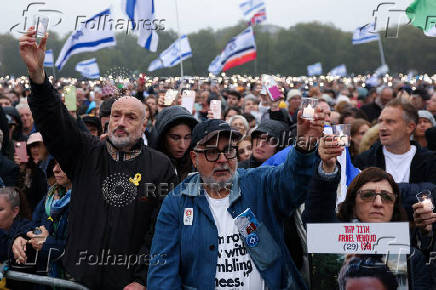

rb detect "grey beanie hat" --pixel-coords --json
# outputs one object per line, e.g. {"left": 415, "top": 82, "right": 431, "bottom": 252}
{"left": 418, "top": 110, "right": 436, "bottom": 127}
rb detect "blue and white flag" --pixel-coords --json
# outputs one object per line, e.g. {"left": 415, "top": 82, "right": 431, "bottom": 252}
{"left": 352, "top": 22, "right": 380, "bottom": 44}
{"left": 122, "top": 0, "right": 158, "bottom": 52}
{"left": 208, "top": 55, "right": 223, "bottom": 75}
{"left": 44, "top": 49, "right": 54, "bottom": 67}
{"left": 55, "top": 9, "right": 116, "bottom": 70}
{"left": 374, "top": 64, "right": 389, "bottom": 77}
{"left": 147, "top": 59, "right": 163, "bottom": 72}
{"left": 307, "top": 62, "right": 322, "bottom": 76}
{"left": 239, "top": 0, "right": 265, "bottom": 19}
{"left": 147, "top": 35, "right": 192, "bottom": 71}
{"left": 328, "top": 64, "right": 347, "bottom": 77}
{"left": 337, "top": 147, "right": 361, "bottom": 205}
{"left": 75, "top": 58, "right": 100, "bottom": 79}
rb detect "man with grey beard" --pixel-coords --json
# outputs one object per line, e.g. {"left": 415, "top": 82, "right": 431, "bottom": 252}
{"left": 148, "top": 111, "right": 325, "bottom": 290}
{"left": 18, "top": 27, "right": 177, "bottom": 290}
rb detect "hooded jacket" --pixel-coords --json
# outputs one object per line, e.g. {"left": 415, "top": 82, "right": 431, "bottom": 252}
{"left": 28, "top": 76, "right": 177, "bottom": 289}
{"left": 153, "top": 106, "right": 198, "bottom": 182}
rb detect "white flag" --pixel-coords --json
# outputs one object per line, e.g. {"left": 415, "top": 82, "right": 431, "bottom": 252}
{"left": 55, "top": 8, "right": 116, "bottom": 70}
{"left": 44, "top": 49, "right": 54, "bottom": 67}
{"left": 307, "top": 62, "right": 322, "bottom": 76}
{"left": 122, "top": 0, "right": 158, "bottom": 52}
{"left": 147, "top": 35, "right": 192, "bottom": 72}
{"left": 328, "top": 64, "right": 347, "bottom": 77}
{"left": 352, "top": 22, "right": 380, "bottom": 45}
{"left": 75, "top": 58, "right": 100, "bottom": 79}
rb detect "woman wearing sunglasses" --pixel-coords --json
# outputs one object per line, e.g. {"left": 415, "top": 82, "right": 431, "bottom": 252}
{"left": 303, "top": 135, "right": 432, "bottom": 290}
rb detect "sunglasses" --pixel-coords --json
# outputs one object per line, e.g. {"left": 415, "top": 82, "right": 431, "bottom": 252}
{"left": 357, "top": 190, "right": 396, "bottom": 204}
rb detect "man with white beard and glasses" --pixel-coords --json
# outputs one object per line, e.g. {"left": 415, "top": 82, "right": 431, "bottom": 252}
{"left": 148, "top": 104, "right": 325, "bottom": 290}
{"left": 17, "top": 27, "right": 177, "bottom": 290}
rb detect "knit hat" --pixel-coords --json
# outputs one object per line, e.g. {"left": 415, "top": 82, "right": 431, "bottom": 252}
{"left": 418, "top": 110, "right": 436, "bottom": 126}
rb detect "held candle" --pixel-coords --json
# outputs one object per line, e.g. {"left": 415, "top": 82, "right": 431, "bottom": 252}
{"left": 422, "top": 198, "right": 434, "bottom": 211}
{"left": 302, "top": 104, "right": 315, "bottom": 119}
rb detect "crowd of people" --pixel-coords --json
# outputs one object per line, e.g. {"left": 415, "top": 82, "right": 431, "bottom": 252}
{"left": 0, "top": 27, "right": 435, "bottom": 290}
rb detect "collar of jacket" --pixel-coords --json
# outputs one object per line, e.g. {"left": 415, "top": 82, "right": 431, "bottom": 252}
{"left": 105, "top": 138, "right": 143, "bottom": 161}
{"left": 179, "top": 171, "right": 241, "bottom": 205}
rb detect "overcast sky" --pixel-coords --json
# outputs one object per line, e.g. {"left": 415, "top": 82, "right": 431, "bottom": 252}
{"left": 1, "top": 0, "right": 413, "bottom": 37}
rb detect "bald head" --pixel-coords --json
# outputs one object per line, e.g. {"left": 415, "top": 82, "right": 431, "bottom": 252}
{"left": 112, "top": 96, "right": 146, "bottom": 121}
{"left": 108, "top": 96, "right": 147, "bottom": 151}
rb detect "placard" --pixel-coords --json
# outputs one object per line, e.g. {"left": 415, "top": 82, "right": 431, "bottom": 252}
{"left": 307, "top": 222, "right": 410, "bottom": 254}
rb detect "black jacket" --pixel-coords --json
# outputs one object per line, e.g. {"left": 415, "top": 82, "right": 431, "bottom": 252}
{"left": 354, "top": 141, "right": 436, "bottom": 184}
{"left": 0, "top": 153, "right": 18, "bottom": 186}
{"left": 360, "top": 101, "right": 381, "bottom": 123}
{"left": 238, "top": 154, "right": 263, "bottom": 169}
{"left": 29, "top": 76, "right": 177, "bottom": 289}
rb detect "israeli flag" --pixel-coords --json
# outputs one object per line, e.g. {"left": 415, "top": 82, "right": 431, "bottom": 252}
{"left": 307, "top": 62, "right": 322, "bottom": 76}
{"left": 239, "top": 0, "right": 265, "bottom": 19}
{"left": 122, "top": 0, "right": 158, "bottom": 52}
{"left": 147, "top": 35, "right": 192, "bottom": 71}
{"left": 208, "top": 55, "right": 223, "bottom": 75}
{"left": 75, "top": 58, "right": 100, "bottom": 79}
{"left": 352, "top": 22, "right": 380, "bottom": 44}
{"left": 147, "top": 59, "right": 163, "bottom": 72}
{"left": 374, "top": 64, "right": 389, "bottom": 77}
{"left": 55, "top": 9, "right": 116, "bottom": 70}
{"left": 328, "top": 64, "right": 347, "bottom": 77}
{"left": 337, "top": 147, "right": 360, "bottom": 205}
{"left": 43, "top": 49, "right": 54, "bottom": 67}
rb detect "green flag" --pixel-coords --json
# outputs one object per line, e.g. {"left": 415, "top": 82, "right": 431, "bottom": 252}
{"left": 406, "top": 0, "right": 436, "bottom": 36}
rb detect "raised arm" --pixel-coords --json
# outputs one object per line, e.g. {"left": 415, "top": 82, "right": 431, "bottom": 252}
{"left": 261, "top": 108, "right": 325, "bottom": 217}
{"left": 19, "top": 27, "right": 96, "bottom": 176}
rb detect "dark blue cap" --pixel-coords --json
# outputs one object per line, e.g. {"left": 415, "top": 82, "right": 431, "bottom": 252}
{"left": 191, "top": 119, "right": 242, "bottom": 148}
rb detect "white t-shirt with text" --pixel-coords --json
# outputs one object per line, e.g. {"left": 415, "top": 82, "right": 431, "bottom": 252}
{"left": 205, "top": 193, "right": 267, "bottom": 290}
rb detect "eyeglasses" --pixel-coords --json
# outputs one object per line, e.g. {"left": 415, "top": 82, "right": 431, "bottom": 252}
{"left": 357, "top": 190, "right": 396, "bottom": 204}
{"left": 194, "top": 146, "right": 238, "bottom": 162}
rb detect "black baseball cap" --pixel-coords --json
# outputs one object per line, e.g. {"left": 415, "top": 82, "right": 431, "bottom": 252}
{"left": 191, "top": 119, "right": 242, "bottom": 148}
{"left": 251, "top": 119, "right": 287, "bottom": 140}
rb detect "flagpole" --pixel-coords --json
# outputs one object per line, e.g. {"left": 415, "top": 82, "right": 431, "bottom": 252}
{"left": 174, "top": 0, "right": 184, "bottom": 78}
{"left": 377, "top": 35, "right": 386, "bottom": 67}
{"left": 51, "top": 63, "right": 56, "bottom": 81}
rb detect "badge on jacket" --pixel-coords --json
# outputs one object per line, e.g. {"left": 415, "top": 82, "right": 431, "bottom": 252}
{"left": 184, "top": 208, "right": 193, "bottom": 225}
{"left": 235, "top": 208, "right": 259, "bottom": 247}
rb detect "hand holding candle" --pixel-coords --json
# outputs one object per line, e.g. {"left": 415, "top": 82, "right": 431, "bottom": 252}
{"left": 300, "top": 98, "right": 318, "bottom": 121}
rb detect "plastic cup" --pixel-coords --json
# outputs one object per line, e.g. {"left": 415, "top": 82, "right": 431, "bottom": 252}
{"left": 416, "top": 190, "right": 434, "bottom": 210}
{"left": 32, "top": 14, "right": 49, "bottom": 39}
{"left": 332, "top": 124, "right": 351, "bottom": 147}
{"left": 300, "top": 98, "right": 318, "bottom": 121}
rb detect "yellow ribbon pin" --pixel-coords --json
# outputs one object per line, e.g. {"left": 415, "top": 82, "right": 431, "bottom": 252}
{"left": 48, "top": 216, "right": 54, "bottom": 222}
{"left": 129, "top": 173, "right": 142, "bottom": 186}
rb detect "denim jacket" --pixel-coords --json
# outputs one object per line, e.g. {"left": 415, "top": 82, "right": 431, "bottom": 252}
{"left": 147, "top": 146, "right": 316, "bottom": 290}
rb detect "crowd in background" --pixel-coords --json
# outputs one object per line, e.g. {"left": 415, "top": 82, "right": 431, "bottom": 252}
{"left": 1, "top": 70, "right": 436, "bottom": 289}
